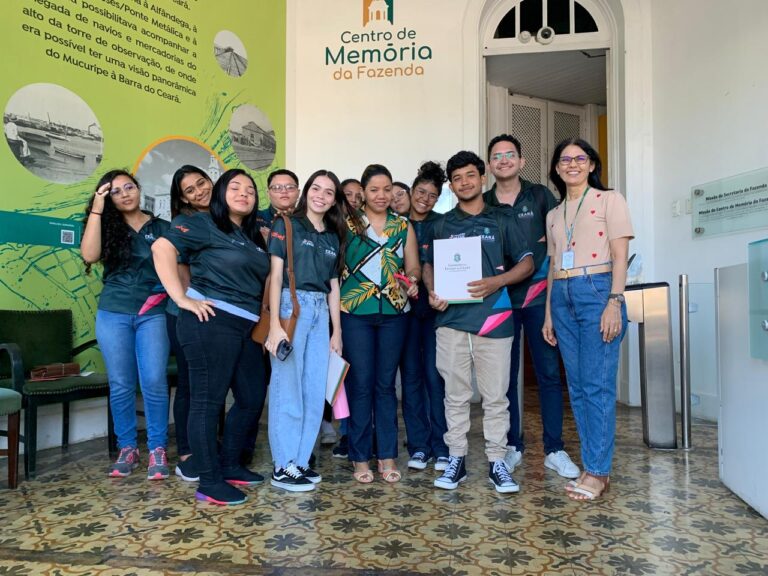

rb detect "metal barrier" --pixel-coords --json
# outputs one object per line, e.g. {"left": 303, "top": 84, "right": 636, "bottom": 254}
{"left": 625, "top": 282, "right": 677, "bottom": 449}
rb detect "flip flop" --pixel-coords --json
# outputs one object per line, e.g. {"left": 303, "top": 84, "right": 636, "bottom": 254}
{"left": 353, "top": 469, "right": 374, "bottom": 484}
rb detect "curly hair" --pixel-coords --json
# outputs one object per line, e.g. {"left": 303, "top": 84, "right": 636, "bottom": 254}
{"left": 82, "top": 169, "right": 137, "bottom": 275}
{"left": 411, "top": 160, "right": 446, "bottom": 192}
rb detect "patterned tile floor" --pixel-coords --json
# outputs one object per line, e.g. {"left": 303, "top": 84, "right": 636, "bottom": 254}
{"left": 1, "top": 399, "right": 767, "bottom": 575}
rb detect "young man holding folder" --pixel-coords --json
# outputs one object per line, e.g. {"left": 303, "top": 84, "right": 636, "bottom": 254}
{"left": 423, "top": 151, "right": 533, "bottom": 493}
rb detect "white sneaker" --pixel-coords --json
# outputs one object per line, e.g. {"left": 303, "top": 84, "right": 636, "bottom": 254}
{"left": 503, "top": 446, "right": 522, "bottom": 472}
{"left": 544, "top": 450, "right": 580, "bottom": 479}
{"left": 319, "top": 421, "right": 337, "bottom": 445}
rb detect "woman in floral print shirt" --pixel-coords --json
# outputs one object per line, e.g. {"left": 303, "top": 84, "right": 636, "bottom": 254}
{"left": 341, "top": 164, "right": 420, "bottom": 484}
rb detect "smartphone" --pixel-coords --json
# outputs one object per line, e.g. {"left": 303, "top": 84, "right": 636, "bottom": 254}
{"left": 276, "top": 339, "right": 293, "bottom": 361}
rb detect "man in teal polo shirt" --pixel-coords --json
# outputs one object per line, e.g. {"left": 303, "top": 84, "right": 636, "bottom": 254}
{"left": 423, "top": 150, "right": 533, "bottom": 493}
{"left": 485, "top": 134, "right": 580, "bottom": 480}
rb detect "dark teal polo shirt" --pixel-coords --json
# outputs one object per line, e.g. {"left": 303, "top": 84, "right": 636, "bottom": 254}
{"left": 268, "top": 215, "right": 340, "bottom": 294}
{"left": 256, "top": 206, "right": 277, "bottom": 232}
{"left": 426, "top": 205, "right": 532, "bottom": 338}
{"left": 411, "top": 211, "right": 442, "bottom": 318}
{"left": 98, "top": 214, "right": 169, "bottom": 316}
{"left": 484, "top": 180, "right": 557, "bottom": 309}
{"left": 165, "top": 212, "right": 270, "bottom": 315}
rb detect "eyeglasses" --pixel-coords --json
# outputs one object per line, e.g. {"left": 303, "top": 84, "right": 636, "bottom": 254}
{"left": 558, "top": 155, "right": 589, "bottom": 166}
{"left": 268, "top": 184, "right": 298, "bottom": 192}
{"left": 413, "top": 187, "right": 439, "bottom": 202}
{"left": 183, "top": 178, "right": 210, "bottom": 196}
{"left": 109, "top": 183, "right": 138, "bottom": 196}
{"left": 491, "top": 151, "right": 519, "bottom": 162}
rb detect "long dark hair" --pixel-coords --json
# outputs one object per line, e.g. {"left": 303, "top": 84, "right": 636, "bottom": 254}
{"left": 549, "top": 138, "right": 610, "bottom": 202}
{"left": 82, "top": 169, "right": 137, "bottom": 274}
{"left": 293, "top": 169, "right": 348, "bottom": 275}
{"left": 170, "top": 165, "right": 212, "bottom": 218}
{"left": 347, "top": 163, "right": 393, "bottom": 235}
{"left": 209, "top": 169, "right": 266, "bottom": 250}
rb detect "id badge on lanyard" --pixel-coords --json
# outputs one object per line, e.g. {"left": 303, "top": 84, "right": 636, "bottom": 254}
{"left": 561, "top": 250, "right": 575, "bottom": 270}
{"left": 562, "top": 186, "right": 590, "bottom": 271}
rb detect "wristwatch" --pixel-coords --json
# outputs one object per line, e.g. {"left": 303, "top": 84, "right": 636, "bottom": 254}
{"left": 608, "top": 293, "right": 625, "bottom": 303}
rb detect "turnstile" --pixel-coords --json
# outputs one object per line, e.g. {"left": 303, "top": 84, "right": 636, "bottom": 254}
{"left": 625, "top": 282, "right": 677, "bottom": 449}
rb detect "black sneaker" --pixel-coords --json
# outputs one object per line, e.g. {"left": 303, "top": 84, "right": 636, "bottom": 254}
{"left": 297, "top": 465, "right": 322, "bottom": 484}
{"left": 271, "top": 464, "right": 315, "bottom": 492}
{"left": 332, "top": 435, "right": 348, "bottom": 459}
{"left": 407, "top": 451, "right": 430, "bottom": 470}
{"left": 175, "top": 457, "right": 199, "bottom": 482}
{"left": 488, "top": 460, "right": 520, "bottom": 494}
{"left": 195, "top": 482, "right": 247, "bottom": 505}
{"left": 434, "top": 455, "right": 467, "bottom": 490}
{"left": 222, "top": 466, "right": 265, "bottom": 486}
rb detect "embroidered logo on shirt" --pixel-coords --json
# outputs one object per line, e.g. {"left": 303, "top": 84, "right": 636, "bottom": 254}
{"left": 175, "top": 225, "right": 190, "bottom": 233}
{"left": 271, "top": 231, "right": 285, "bottom": 241}
{"left": 144, "top": 233, "right": 156, "bottom": 241}
{"left": 302, "top": 239, "right": 315, "bottom": 248}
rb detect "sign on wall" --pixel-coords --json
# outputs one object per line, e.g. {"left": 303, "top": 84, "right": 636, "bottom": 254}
{"left": 691, "top": 167, "right": 768, "bottom": 239}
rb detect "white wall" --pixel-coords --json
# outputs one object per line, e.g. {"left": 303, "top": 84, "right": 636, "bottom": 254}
{"left": 650, "top": 0, "right": 768, "bottom": 419}
{"left": 288, "top": 0, "right": 471, "bottom": 184}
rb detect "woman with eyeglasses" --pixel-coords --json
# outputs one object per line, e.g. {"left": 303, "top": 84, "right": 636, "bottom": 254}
{"left": 399, "top": 161, "right": 451, "bottom": 472}
{"left": 165, "top": 165, "right": 213, "bottom": 482}
{"left": 81, "top": 169, "right": 171, "bottom": 480}
{"left": 390, "top": 181, "right": 411, "bottom": 216}
{"left": 152, "top": 169, "right": 270, "bottom": 505}
{"left": 341, "top": 164, "right": 421, "bottom": 484}
{"left": 542, "top": 138, "right": 634, "bottom": 501}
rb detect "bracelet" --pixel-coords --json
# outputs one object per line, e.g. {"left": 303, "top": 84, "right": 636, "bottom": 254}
{"left": 90, "top": 211, "right": 102, "bottom": 216}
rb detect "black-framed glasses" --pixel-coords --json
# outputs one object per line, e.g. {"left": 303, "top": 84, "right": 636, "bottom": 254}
{"left": 558, "top": 155, "right": 589, "bottom": 166}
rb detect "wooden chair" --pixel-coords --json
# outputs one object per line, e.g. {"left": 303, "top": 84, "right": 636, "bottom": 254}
{"left": 0, "top": 388, "right": 22, "bottom": 488}
{"left": 0, "top": 309, "right": 110, "bottom": 479}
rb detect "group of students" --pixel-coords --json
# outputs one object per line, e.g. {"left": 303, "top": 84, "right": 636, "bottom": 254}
{"left": 81, "top": 133, "right": 632, "bottom": 505}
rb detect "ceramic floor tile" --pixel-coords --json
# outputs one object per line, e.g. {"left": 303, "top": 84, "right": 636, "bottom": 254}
{"left": 0, "top": 398, "right": 766, "bottom": 575}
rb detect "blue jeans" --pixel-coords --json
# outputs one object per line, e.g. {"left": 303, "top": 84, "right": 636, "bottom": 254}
{"left": 269, "top": 289, "right": 329, "bottom": 469}
{"left": 342, "top": 312, "right": 408, "bottom": 462}
{"left": 550, "top": 272, "right": 627, "bottom": 476}
{"left": 96, "top": 310, "right": 169, "bottom": 451}
{"left": 177, "top": 309, "right": 267, "bottom": 488}
{"left": 400, "top": 311, "right": 448, "bottom": 458}
{"left": 507, "top": 303, "right": 565, "bottom": 454}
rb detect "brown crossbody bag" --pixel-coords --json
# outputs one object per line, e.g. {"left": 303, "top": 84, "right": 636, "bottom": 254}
{"left": 251, "top": 215, "right": 300, "bottom": 344}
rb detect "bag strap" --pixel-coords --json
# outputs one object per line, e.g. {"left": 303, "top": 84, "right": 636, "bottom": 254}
{"left": 282, "top": 215, "right": 300, "bottom": 319}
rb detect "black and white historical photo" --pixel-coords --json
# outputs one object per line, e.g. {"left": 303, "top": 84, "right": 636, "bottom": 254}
{"left": 228, "top": 104, "right": 276, "bottom": 171}
{"left": 3, "top": 83, "right": 103, "bottom": 184}
{"left": 214, "top": 30, "right": 248, "bottom": 77}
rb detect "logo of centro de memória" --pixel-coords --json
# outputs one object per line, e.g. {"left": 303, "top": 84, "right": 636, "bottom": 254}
{"left": 453, "top": 253, "right": 461, "bottom": 263}
{"left": 363, "top": 0, "right": 394, "bottom": 26}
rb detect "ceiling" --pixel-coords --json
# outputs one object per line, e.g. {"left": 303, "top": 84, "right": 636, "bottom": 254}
{"left": 486, "top": 49, "right": 607, "bottom": 106}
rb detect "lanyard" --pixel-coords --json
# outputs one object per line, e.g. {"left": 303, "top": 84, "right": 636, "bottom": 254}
{"left": 563, "top": 186, "right": 590, "bottom": 247}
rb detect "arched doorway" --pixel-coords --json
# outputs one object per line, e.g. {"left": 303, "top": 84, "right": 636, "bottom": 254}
{"left": 481, "top": 0, "right": 616, "bottom": 189}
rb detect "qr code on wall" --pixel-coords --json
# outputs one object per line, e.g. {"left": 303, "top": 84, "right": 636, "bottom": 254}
{"left": 61, "top": 230, "right": 75, "bottom": 245}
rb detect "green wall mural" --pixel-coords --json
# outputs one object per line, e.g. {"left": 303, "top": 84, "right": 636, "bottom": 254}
{"left": 1, "top": 0, "right": 286, "bottom": 359}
